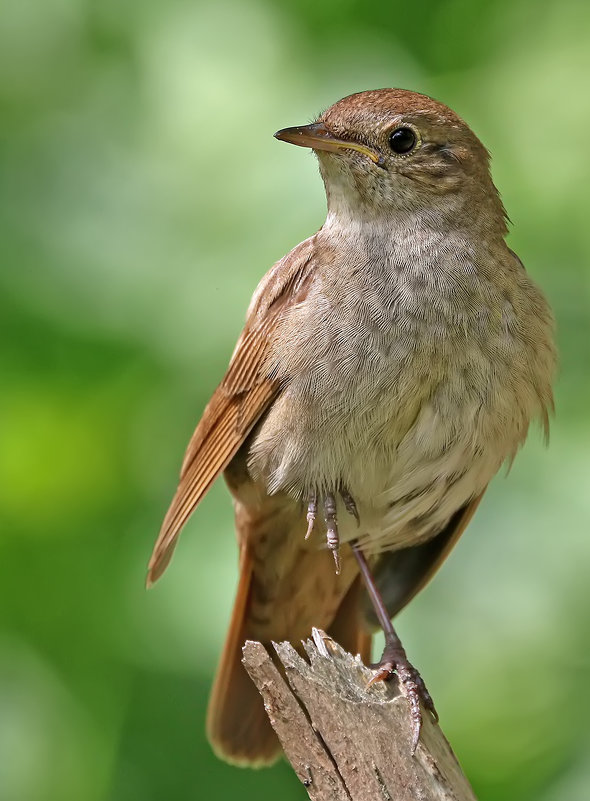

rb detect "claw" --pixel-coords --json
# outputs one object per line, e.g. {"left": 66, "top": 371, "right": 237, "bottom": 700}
{"left": 305, "top": 492, "right": 317, "bottom": 540}
{"left": 352, "top": 541, "right": 438, "bottom": 755}
{"left": 397, "top": 662, "right": 423, "bottom": 755}
{"left": 324, "top": 493, "right": 341, "bottom": 575}
{"left": 340, "top": 488, "right": 360, "bottom": 525}
{"left": 331, "top": 547, "right": 341, "bottom": 574}
{"left": 303, "top": 488, "right": 359, "bottom": 575}
{"left": 367, "top": 646, "right": 438, "bottom": 754}
{"left": 366, "top": 662, "right": 394, "bottom": 687}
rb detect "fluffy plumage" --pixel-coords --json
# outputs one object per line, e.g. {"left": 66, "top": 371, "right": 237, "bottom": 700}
{"left": 148, "top": 89, "right": 556, "bottom": 764}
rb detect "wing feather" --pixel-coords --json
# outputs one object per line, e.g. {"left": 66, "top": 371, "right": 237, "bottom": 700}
{"left": 147, "top": 239, "right": 315, "bottom": 586}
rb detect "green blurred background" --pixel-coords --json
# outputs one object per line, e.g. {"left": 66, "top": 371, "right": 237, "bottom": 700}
{"left": 1, "top": 0, "right": 589, "bottom": 799}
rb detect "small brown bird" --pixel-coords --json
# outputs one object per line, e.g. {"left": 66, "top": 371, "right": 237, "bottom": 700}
{"left": 147, "top": 89, "right": 556, "bottom": 765}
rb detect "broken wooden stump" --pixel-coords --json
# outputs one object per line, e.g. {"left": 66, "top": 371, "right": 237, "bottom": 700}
{"left": 242, "top": 628, "right": 476, "bottom": 800}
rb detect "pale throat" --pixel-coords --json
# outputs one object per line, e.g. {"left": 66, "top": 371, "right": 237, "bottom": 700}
{"left": 321, "top": 188, "right": 505, "bottom": 274}
{"left": 321, "top": 195, "right": 471, "bottom": 260}
{"left": 317, "top": 155, "right": 506, "bottom": 250}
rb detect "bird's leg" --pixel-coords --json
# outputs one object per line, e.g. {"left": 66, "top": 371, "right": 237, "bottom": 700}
{"left": 324, "top": 492, "right": 340, "bottom": 574}
{"left": 351, "top": 541, "right": 438, "bottom": 754}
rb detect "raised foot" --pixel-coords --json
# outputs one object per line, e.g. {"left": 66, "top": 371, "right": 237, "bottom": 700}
{"left": 304, "top": 488, "right": 359, "bottom": 575}
{"left": 368, "top": 643, "right": 438, "bottom": 754}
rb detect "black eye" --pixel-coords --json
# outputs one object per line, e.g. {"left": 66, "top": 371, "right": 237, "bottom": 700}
{"left": 388, "top": 127, "right": 417, "bottom": 155}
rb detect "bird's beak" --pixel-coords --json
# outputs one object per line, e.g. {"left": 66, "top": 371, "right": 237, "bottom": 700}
{"left": 274, "top": 122, "right": 382, "bottom": 165}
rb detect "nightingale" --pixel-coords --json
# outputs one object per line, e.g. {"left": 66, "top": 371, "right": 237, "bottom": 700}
{"left": 147, "top": 89, "right": 556, "bottom": 765}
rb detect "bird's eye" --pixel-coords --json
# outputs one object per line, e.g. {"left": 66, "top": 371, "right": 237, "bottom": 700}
{"left": 388, "top": 127, "right": 418, "bottom": 155}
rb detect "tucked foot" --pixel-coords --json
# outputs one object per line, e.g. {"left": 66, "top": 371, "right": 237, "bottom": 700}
{"left": 304, "top": 488, "right": 360, "bottom": 575}
{"left": 323, "top": 493, "right": 340, "bottom": 574}
{"left": 369, "top": 642, "right": 438, "bottom": 754}
{"left": 305, "top": 492, "right": 317, "bottom": 540}
{"left": 340, "top": 487, "right": 360, "bottom": 524}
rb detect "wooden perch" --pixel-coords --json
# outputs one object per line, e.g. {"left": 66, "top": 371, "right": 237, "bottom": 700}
{"left": 242, "top": 629, "right": 476, "bottom": 801}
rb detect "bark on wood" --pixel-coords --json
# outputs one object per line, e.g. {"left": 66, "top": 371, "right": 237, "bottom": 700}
{"left": 242, "top": 628, "right": 477, "bottom": 801}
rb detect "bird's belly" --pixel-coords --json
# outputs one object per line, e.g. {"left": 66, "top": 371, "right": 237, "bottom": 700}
{"left": 249, "top": 372, "right": 507, "bottom": 554}
{"left": 248, "top": 333, "right": 535, "bottom": 554}
{"left": 248, "top": 278, "right": 546, "bottom": 553}
{"left": 306, "top": 397, "right": 504, "bottom": 554}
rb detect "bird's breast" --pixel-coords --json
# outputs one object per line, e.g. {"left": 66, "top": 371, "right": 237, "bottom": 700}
{"left": 247, "top": 231, "right": 553, "bottom": 552}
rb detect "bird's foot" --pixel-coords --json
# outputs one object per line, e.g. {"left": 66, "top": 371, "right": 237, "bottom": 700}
{"left": 369, "top": 641, "right": 438, "bottom": 754}
{"left": 304, "top": 488, "right": 359, "bottom": 575}
{"left": 305, "top": 492, "right": 318, "bottom": 540}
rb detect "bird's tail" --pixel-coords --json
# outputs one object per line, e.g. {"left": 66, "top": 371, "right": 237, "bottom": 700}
{"left": 206, "top": 498, "right": 371, "bottom": 766}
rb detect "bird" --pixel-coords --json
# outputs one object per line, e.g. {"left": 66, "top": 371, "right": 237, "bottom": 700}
{"left": 147, "top": 88, "right": 556, "bottom": 765}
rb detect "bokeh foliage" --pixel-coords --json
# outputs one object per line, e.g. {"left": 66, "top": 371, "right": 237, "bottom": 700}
{"left": 1, "top": 1, "right": 589, "bottom": 799}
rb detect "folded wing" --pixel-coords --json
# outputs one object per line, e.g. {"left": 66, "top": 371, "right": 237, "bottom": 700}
{"left": 147, "top": 239, "right": 315, "bottom": 585}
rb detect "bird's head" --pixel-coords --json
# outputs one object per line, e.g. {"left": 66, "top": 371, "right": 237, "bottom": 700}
{"left": 275, "top": 89, "right": 506, "bottom": 230}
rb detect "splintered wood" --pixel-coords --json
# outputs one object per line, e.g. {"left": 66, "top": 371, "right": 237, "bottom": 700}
{"left": 242, "top": 629, "right": 477, "bottom": 801}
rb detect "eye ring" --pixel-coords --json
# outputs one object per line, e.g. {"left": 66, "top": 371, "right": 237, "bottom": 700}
{"left": 388, "top": 126, "right": 420, "bottom": 156}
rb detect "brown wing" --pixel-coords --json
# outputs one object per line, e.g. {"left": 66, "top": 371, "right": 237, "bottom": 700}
{"left": 146, "top": 239, "right": 315, "bottom": 586}
{"left": 364, "top": 492, "right": 485, "bottom": 625}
